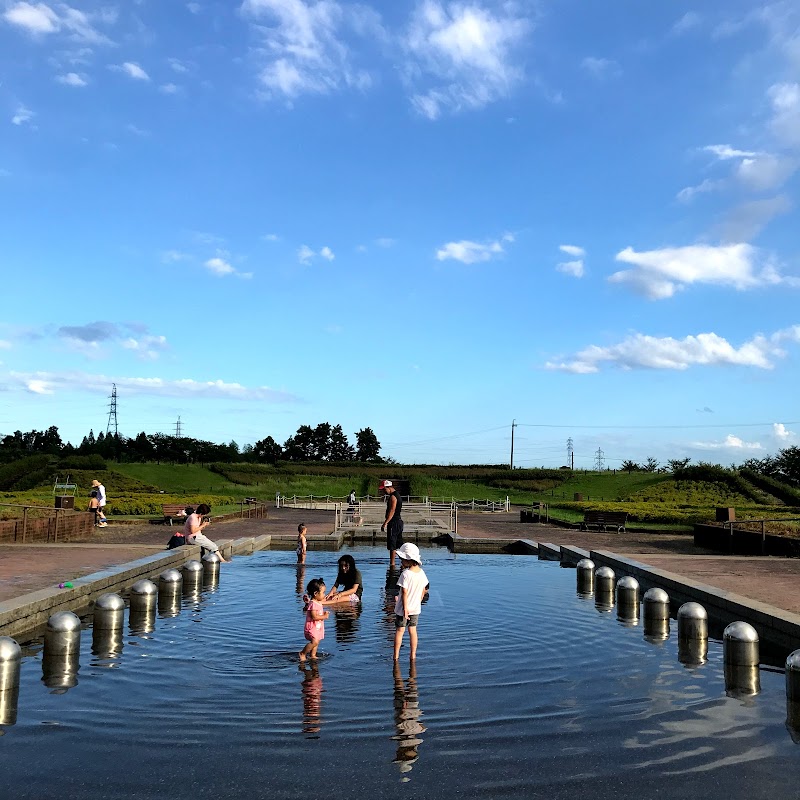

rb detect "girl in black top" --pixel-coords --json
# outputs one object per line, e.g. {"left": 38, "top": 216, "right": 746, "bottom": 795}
{"left": 325, "top": 554, "right": 363, "bottom": 604}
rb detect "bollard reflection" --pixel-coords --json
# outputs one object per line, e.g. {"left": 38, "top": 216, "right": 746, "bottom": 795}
{"left": 299, "top": 663, "right": 323, "bottom": 738}
{"left": 92, "top": 627, "right": 124, "bottom": 660}
{"left": 595, "top": 589, "right": 614, "bottom": 614}
{"left": 42, "top": 652, "right": 80, "bottom": 692}
{"left": 392, "top": 661, "right": 425, "bottom": 776}
{"left": 644, "top": 617, "right": 670, "bottom": 642}
{"left": 786, "top": 700, "right": 800, "bottom": 743}
{"left": 129, "top": 608, "right": 155, "bottom": 635}
{"left": 678, "top": 639, "right": 708, "bottom": 667}
{"left": 724, "top": 664, "right": 760, "bottom": 699}
{"left": 0, "top": 685, "right": 19, "bottom": 726}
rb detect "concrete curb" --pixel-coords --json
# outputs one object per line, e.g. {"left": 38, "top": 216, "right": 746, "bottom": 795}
{"left": 560, "top": 545, "right": 590, "bottom": 565}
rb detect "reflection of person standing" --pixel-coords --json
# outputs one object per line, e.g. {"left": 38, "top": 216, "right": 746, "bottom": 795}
{"left": 392, "top": 660, "right": 425, "bottom": 773}
{"left": 300, "top": 663, "right": 323, "bottom": 737}
{"left": 379, "top": 480, "right": 404, "bottom": 567}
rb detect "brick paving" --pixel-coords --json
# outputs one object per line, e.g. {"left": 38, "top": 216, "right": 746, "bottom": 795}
{"left": 1, "top": 507, "right": 799, "bottom": 616}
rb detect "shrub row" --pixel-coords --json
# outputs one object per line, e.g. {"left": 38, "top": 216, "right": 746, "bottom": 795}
{"left": 0, "top": 455, "right": 50, "bottom": 490}
{"left": 739, "top": 469, "right": 800, "bottom": 505}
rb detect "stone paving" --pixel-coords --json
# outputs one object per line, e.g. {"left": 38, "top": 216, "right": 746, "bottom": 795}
{"left": 2, "top": 507, "right": 800, "bottom": 616}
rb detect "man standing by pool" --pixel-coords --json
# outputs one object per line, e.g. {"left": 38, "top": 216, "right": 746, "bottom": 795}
{"left": 380, "top": 479, "right": 404, "bottom": 567}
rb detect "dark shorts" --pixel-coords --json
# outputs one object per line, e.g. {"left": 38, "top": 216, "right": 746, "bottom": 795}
{"left": 386, "top": 519, "right": 404, "bottom": 551}
{"left": 395, "top": 614, "right": 419, "bottom": 628}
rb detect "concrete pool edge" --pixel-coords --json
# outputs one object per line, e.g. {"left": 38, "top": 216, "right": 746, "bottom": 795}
{"left": 0, "top": 535, "right": 270, "bottom": 639}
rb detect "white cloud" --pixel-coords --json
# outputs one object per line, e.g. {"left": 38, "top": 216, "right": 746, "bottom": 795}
{"left": 3, "top": 2, "right": 111, "bottom": 43}
{"left": 205, "top": 256, "right": 235, "bottom": 276}
{"left": 773, "top": 422, "right": 796, "bottom": 442}
{"left": 609, "top": 243, "right": 799, "bottom": 299}
{"left": 114, "top": 62, "right": 150, "bottom": 81}
{"left": 3, "top": 2, "right": 60, "bottom": 34}
{"left": 186, "top": 2, "right": 201, "bottom": 13}
{"left": 676, "top": 178, "right": 722, "bottom": 203}
{"left": 768, "top": 82, "right": 800, "bottom": 148}
{"left": 161, "top": 249, "right": 189, "bottom": 263}
{"left": 436, "top": 233, "right": 514, "bottom": 264}
{"left": 734, "top": 154, "right": 797, "bottom": 191}
{"left": 559, "top": 244, "right": 585, "bottom": 257}
{"left": 121, "top": 335, "right": 168, "bottom": 361}
{"left": 690, "top": 434, "right": 763, "bottom": 451}
{"left": 168, "top": 57, "right": 189, "bottom": 74}
{"left": 581, "top": 56, "right": 621, "bottom": 79}
{"left": 713, "top": 195, "right": 792, "bottom": 243}
{"left": 404, "top": 0, "right": 530, "bottom": 119}
{"left": 704, "top": 144, "right": 760, "bottom": 160}
{"left": 241, "top": 0, "right": 374, "bottom": 100}
{"left": 672, "top": 11, "right": 701, "bottom": 35}
{"left": 556, "top": 260, "right": 584, "bottom": 278}
{"left": 545, "top": 325, "right": 800, "bottom": 374}
{"left": 56, "top": 71, "right": 87, "bottom": 87}
{"left": 298, "top": 244, "right": 335, "bottom": 264}
{"left": 11, "top": 105, "right": 34, "bottom": 125}
{"left": 26, "top": 379, "right": 54, "bottom": 395}
{"left": 159, "top": 82, "right": 179, "bottom": 94}
{"left": 9, "top": 370, "right": 298, "bottom": 402}
{"left": 262, "top": 233, "right": 280, "bottom": 242}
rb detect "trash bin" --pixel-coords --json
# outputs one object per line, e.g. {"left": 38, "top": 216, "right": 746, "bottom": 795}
{"left": 54, "top": 496, "right": 75, "bottom": 510}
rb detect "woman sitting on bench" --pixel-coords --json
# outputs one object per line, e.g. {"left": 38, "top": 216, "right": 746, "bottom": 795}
{"left": 184, "top": 503, "right": 229, "bottom": 562}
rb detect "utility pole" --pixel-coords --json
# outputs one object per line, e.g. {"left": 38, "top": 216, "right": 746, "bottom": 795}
{"left": 174, "top": 416, "right": 183, "bottom": 437}
{"left": 566, "top": 437, "right": 574, "bottom": 469}
{"left": 594, "top": 447, "right": 605, "bottom": 471}
{"left": 510, "top": 419, "right": 516, "bottom": 469}
{"left": 106, "top": 384, "right": 118, "bottom": 436}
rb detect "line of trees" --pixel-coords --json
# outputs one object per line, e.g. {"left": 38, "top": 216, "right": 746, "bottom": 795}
{"left": 0, "top": 424, "right": 383, "bottom": 465}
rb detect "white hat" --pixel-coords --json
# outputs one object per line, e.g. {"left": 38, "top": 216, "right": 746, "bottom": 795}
{"left": 379, "top": 479, "right": 393, "bottom": 488}
{"left": 396, "top": 542, "right": 422, "bottom": 564}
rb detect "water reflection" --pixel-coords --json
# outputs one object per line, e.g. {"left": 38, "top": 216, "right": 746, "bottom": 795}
{"left": 0, "top": 685, "right": 19, "bottom": 725}
{"left": 42, "top": 652, "right": 80, "bottom": 692}
{"left": 295, "top": 564, "right": 306, "bottom": 597}
{"left": 392, "top": 661, "right": 425, "bottom": 775}
{"left": 299, "top": 663, "right": 323, "bottom": 738}
{"left": 381, "top": 567, "right": 401, "bottom": 641}
{"left": 333, "top": 604, "right": 362, "bottom": 644}
{"left": 91, "top": 628, "right": 124, "bottom": 665}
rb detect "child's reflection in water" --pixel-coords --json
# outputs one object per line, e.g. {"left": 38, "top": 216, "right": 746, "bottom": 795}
{"left": 295, "top": 563, "right": 306, "bottom": 597}
{"left": 392, "top": 661, "right": 425, "bottom": 774}
{"left": 299, "top": 663, "right": 323, "bottom": 738}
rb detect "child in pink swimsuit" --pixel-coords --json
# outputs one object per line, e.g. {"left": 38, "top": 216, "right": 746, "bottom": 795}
{"left": 299, "top": 578, "right": 329, "bottom": 662}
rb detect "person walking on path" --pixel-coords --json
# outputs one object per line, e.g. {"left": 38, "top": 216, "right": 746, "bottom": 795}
{"left": 183, "top": 503, "right": 229, "bottom": 562}
{"left": 393, "top": 543, "right": 428, "bottom": 662}
{"left": 380, "top": 479, "right": 404, "bottom": 567}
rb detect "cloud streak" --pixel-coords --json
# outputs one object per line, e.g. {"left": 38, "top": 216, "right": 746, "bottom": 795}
{"left": 545, "top": 325, "right": 800, "bottom": 374}
{"left": 436, "top": 233, "right": 514, "bottom": 264}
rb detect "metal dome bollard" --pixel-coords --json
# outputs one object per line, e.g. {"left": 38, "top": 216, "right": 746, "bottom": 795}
{"left": 158, "top": 569, "right": 183, "bottom": 616}
{"left": 677, "top": 602, "right": 708, "bottom": 665}
{"left": 723, "top": 622, "right": 760, "bottom": 698}
{"left": 643, "top": 588, "right": 670, "bottom": 640}
{"left": 129, "top": 579, "right": 157, "bottom": 613}
{"left": 576, "top": 559, "right": 595, "bottom": 596}
{"left": 594, "top": 566, "right": 615, "bottom": 612}
{"left": 44, "top": 610, "right": 81, "bottom": 656}
{"left": 616, "top": 576, "right": 640, "bottom": 624}
{"left": 202, "top": 552, "right": 221, "bottom": 584}
{"left": 182, "top": 560, "right": 204, "bottom": 594}
{"left": 0, "top": 637, "right": 22, "bottom": 725}
{"left": 785, "top": 651, "right": 800, "bottom": 739}
{"left": 93, "top": 593, "right": 125, "bottom": 631}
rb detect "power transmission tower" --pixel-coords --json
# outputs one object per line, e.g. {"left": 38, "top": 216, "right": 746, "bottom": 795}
{"left": 594, "top": 447, "right": 605, "bottom": 471}
{"left": 566, "top": 437, "right": 574, "bottom": 469}
{"left": 106, "top": 384, "right": 118, "bottom": 436}
{"left": 174, "top": 416, "right": 183, "bottom": 437}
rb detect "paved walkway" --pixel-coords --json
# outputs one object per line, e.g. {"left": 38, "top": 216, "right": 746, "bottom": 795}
{"left": 2, "top": 508, "right": 800, "bottom": 615}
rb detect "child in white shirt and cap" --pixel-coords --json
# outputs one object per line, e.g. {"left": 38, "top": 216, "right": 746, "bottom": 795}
{"left": 393, "top": 542, "right": 429, "bottom": 661}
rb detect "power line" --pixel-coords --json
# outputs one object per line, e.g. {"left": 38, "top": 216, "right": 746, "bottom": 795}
{"left": 517, "top": 421, "right": 799, "bottom": 430}
{"left": 174, "top": 416, "right": 183, "bottom": 437}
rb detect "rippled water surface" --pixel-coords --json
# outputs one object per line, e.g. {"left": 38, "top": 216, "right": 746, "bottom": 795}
{"left": 2, "top": 547, "right": 799, "bottom": 799}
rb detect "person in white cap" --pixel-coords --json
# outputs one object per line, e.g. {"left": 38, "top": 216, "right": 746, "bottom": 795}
{"left": 393, "top": 542, "right": 428, "bottom": 661}
{"left": 379, "top": 479, "right": 404, "bottom": 567}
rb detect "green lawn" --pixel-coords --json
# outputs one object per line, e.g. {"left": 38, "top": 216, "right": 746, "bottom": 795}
{"left": 530, "top": 471, "right": 669, "bottom": 502}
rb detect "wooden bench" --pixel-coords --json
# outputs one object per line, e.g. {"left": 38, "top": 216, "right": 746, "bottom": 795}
{"left": 162, "top": 504, "right": 192, "bottom": 526}
{"left": 579, "top": 510, "right": 628, "bottom": 533}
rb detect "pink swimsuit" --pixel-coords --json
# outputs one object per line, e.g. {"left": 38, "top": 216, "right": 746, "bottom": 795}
{"left": 304, "top": 600, "right": 325, "bottom": 642}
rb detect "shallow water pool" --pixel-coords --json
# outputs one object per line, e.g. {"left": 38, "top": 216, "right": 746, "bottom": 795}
{"left": 1, "top": 546, "right": 799, "bottom": 799}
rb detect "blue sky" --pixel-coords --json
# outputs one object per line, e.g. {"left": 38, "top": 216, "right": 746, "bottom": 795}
{"left": 1, "top": 0, "right": 799, "bottom": 468}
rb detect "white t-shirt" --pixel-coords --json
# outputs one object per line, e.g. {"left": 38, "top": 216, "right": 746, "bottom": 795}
{"left": 95, "top": 483, "right": 106, "bottom": 507}
{"left": 394, "top": 566, "right": 429, "bottom": 617}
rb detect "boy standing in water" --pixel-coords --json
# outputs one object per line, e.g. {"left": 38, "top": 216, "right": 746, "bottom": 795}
{"left": 393, "top": 543, "right": 428, "bottom": 661}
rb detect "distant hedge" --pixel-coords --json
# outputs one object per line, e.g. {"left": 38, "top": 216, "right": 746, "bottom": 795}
{"left": 0, "top": 455, "right": 50, "bottom": 491}
{"left": 739, "top": 469, "right": 800, "bottom": 506}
